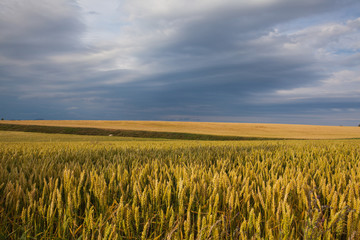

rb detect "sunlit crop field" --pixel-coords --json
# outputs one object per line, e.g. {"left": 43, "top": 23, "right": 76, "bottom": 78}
{"left": 1, "top": 132, "right": 360, "bottom": 239}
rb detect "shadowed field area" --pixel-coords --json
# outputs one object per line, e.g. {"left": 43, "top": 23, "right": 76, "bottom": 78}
{"left": 0, "top": 123, "right": 274, "bottom": 141}
{"left": 0, "top": 131, "right": 157, "bottom": 142}
{"left": 1, "top": 120, "right": 360, "bottom": 139}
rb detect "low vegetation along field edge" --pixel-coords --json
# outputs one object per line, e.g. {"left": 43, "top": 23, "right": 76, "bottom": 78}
{"left": 0, "top": 123, "right": 284, "bottom": 141}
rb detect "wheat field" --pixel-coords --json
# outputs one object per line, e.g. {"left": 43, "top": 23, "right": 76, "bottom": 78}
{"left": 3, "top": 120, "right": 360, "bottom": 139}
{"left": 1, "top": 131, "right": 360, "bottom": 239}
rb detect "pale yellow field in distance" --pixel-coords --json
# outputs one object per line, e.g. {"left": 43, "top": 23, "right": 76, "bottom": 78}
{"left": 3, "top": 120, "right": 360, "bottom": 139}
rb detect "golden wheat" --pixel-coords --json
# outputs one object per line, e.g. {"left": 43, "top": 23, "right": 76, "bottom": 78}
{"left": 1, "top": 139, "right": 360, "bottom": 239}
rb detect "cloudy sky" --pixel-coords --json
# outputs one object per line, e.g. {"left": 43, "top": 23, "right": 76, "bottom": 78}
{"left": 1, "top": 0, "right": 360, "bottom": 125}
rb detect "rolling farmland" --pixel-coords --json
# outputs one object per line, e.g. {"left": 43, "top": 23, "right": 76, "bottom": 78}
{"left": 2, "top": 0, "right": 359, "bottom": 239}
{"left": 2, "top": 120, "right": 360, "bottom": 139}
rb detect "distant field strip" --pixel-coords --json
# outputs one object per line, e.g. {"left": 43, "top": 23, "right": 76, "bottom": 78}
{"left": 2, "top": 120, "right": 360, "bottom": 139}
{"left": 0, "top": 123, "right": 279, "bottom": 141}
{"left": 0, "top": 131, "right": 156, "bottom": 142}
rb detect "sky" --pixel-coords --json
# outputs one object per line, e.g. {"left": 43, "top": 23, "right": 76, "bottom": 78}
{"left": 1, "top": 0, "right": 360, "bottom": 126}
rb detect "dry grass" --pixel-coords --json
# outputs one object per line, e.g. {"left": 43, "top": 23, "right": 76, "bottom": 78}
{"left": 2, "top": 120, "right": 360, "bottom": 139}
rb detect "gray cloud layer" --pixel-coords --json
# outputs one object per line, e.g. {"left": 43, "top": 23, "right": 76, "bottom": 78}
{"left": 1, "top": 0, "right": 360, "bottom": 125}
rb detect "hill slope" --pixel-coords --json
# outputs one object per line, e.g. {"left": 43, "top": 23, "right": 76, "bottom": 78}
{"left": 1, "top": 120, "right": 360, "bottom": 139}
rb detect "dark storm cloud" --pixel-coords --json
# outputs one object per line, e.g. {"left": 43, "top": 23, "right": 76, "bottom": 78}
{"left": 141, "top": 0, "right": 358, "bottom": 55}
{"left": 125, "top": 61, "right": 322, "bottom": 109}
{"left": 0, "top": 0, "right": 85, "bottom": 59}
{"left": 0, "top": 0, "right": 359, "bottom": 125}
{"left": 112, "top": 0, "right": 359, "bottom": 125}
